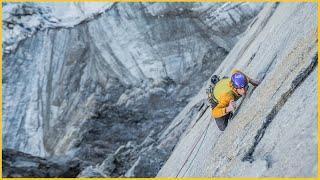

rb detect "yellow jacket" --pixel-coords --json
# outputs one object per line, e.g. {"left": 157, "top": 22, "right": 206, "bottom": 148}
{"left": 211, "top": 70, "right": 251, "bottom": 118}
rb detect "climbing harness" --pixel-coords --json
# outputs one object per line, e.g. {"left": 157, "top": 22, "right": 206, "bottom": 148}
{"left": 206, "top": 75, "right": 220, "bottom": 106}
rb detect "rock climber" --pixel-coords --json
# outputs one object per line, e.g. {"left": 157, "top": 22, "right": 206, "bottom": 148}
{"left": 206, "top": 70, "right": 260, "bottom": 131}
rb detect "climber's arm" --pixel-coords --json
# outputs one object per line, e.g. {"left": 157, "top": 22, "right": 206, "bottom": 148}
{"left": 212, "top": 94, "right": 233, "bottom": 118}
{"left": 248, "top": 78, "right": 260, "bottom": 87}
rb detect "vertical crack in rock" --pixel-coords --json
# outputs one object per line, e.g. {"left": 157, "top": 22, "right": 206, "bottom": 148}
{"left": 43, "top": 31, "right": 56, "bottom": 153}
{"left": 242, "top": 54, "right": 318, "bottom": 163}
{"left": 264, "top": 154, "right": 273, "bottom": 169}
{"left": 258, "top": 53, "right": 278, "bottom": 82}
{"left": 189, "top": 103, "right": 210, "bottom": 130}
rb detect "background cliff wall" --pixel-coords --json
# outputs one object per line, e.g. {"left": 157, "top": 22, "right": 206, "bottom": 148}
{"left": 3, "top": 2, "right": 263, "bottom": 177}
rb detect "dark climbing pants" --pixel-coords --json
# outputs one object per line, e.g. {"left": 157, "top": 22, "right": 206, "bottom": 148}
{"left": 211, "top": 101, "right": 233, "bottom": 131}
{"left": 214, "top": 113, "right": 233, "bottom": 131}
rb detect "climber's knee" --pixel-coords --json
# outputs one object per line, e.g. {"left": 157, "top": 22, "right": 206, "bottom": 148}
{"left": 214, "top": 113, "right": 231, "bottom": 131}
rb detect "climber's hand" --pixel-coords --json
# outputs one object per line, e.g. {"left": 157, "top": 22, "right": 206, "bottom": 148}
{"left": 250, "top": 79, "right": 260, "bottom": 87}
{"left": 226, "top": 100, "right": 236, "bottom": 113}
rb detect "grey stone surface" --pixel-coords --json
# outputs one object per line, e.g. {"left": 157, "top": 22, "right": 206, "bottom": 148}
{"left": 5, "top": 2, "right": 293, "bottom": 178}
{"left": 4, "top": 2, "right": 317, "bottom": 178}
{"left": 157, "top": 2, "right": 317, "bottom": 177}
{"left": 3, "top": 149, "right": 81, "bottom": 177}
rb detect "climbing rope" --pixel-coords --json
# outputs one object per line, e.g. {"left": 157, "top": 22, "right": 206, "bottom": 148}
{"left": 181, "top": 118, "right": 212, "bottom": 177}
{"left": 176, "top": 113, "right": 211, "bottom": 177}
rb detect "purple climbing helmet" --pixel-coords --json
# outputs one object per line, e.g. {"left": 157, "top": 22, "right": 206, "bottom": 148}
{"left": 231, "top": 72, "right": 248, "bottom": 89}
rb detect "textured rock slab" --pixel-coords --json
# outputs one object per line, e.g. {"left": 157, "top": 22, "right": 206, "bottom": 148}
{"left": 3, "top": 149, "right": 81, "bottom": 178}
{"left": 158, "top": 2, "right": 317, "bottom": 177}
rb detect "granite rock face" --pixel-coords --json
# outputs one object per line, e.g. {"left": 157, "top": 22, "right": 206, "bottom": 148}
{"left": 157, "top": 3, "right": 317, "bottom": 177}
{"left": 3, "top": 2, "right": 264, "bottom": 177}
{"left": 3, "top": 149, "right": 81, "bottom": 178}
